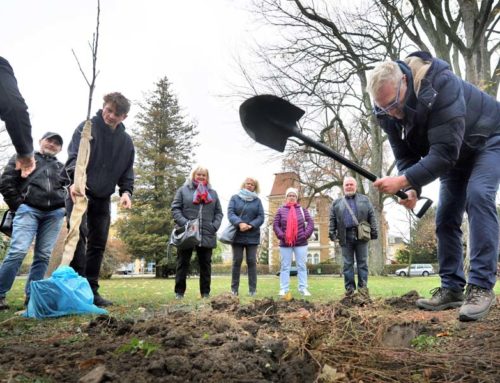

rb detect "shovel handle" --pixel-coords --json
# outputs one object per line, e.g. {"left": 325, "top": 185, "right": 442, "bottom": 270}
{"left": 293, "top": 130, "right": 409, "bottom": 200}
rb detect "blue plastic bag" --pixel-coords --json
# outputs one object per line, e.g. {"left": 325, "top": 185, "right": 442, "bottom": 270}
{"left": 24, "top": 266, "right": 108, "bottom": 319}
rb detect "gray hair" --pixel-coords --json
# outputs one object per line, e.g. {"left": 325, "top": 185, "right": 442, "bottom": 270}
{"left": 367, "top": 61, "right": 404, "bottom": 98}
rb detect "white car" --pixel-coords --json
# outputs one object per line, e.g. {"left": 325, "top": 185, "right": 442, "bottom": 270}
{"left": 396, "top": 264, "right": 435, "bottom": 277}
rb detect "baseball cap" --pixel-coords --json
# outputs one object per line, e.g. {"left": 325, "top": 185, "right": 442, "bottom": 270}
{"left": 41, "top": 132, "right": 63, "bottom": 146}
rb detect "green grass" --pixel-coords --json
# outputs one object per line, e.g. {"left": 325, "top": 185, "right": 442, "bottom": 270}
{"left": 1, "top": 275, "right": 499, "bottom": 322}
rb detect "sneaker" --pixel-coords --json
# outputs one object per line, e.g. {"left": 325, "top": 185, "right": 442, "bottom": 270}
{"left": 175, "top": 293, "right": 184, "bottom": 300}
{"left": 416, "top": 287, "right": 464, "bottom": 311}
{"left": 231, "top": 290, "right": 239, "bottom": 296}
{"left": 248, "top": 291, "right": 256, "bottom": 297}
{"left": 93, "top": 294, "right": 113, "bottom": 307}
{"left": 299, "top": 289, "right": 311, "bottom": 297}
{"left": 201, "top": 293, "right": 210, "bottom": 299}
{"left": 0, "top": 297, "right": 9, "bottom": 310}
{"left": 459, "top": 285, "right": 496, "bottom": 322}
{"left": 278, "top": 290, "right": 287, "bottom": 296}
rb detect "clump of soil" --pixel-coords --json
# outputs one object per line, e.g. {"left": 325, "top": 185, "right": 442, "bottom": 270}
{"left": 384, "top": 289, "right": 421, "bottom": 309}
{"left": 0, "top": 292, "right": 499, "bottom": 382}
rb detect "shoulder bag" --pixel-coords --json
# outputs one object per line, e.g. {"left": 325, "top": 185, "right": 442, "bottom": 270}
{"left": 169, "top": 205, "right": 203, "bottom": 250}
{"left": 343, "top": 198, "right": 371, "bottom": 242}
{"left": 219, "top": 202, "right": 247, "bottom": 245}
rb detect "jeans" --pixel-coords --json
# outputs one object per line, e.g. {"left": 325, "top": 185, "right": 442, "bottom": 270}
{"left": 436, "top": 135, "right": 500, "bottom": 291}
{"left": 0, "top": 204, "right": 65, "bottom": 298}
{"left": 175, "top": 246, "right": 212, "bottom": 295}
{"left": 231, "top": 244, "right": 258, "bottom": 293}
{"left": 67, "top": 196, "right": 111, "bottom": 294}
{"left": 341, "top": 229, "right": 369, "bottom": 291}
{"left": 279, "top": 245, "right": 308, "bottom": 292}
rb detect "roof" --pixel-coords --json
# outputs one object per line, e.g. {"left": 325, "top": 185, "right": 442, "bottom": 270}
{"left": 269, "top": 172, "right": 301, "bottom": 196}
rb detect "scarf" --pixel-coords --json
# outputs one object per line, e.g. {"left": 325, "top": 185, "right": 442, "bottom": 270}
{"left": 238, "top": 188, "right": 258, "bottom": 202}
{"left": 192, "top": 180, "right": 213, "bottom": 204}
{"left": 285, "top": 202, "right": 298, "bottom": 246}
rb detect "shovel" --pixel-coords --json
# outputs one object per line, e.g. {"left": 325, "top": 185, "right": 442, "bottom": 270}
{"left": 239, "top": 94, "right": 432, "bottom": 218}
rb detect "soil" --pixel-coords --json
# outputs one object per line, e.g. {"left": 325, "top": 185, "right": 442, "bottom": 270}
{"left": 0, "top": 291, "right": 499, "bottom": 383}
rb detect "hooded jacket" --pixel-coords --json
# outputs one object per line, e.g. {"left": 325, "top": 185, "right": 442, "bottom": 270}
{"left": 171, "top": 179, "right": 224, "bottom": 249}
{"left": 63, "top": 110, "right": 135, "bottom": 199}
{"left": 378, "top": 51, "right": 500, "bottom": 190}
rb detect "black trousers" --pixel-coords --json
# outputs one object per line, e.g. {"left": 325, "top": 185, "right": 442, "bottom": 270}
{"left": 231, "top": 244, "right": 258, "bottom": 293}
{"left": 66, "top": 195, "right": 111, "bottom": 294}
{"left": 175, "top": 246, "right": 212, "bottom": 295}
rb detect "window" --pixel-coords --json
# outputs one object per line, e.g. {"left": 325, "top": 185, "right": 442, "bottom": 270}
{"left": 307, "top": 253, "right": 320, "bottom": 264}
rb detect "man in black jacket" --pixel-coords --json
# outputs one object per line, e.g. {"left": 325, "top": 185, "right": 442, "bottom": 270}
{"left": 368, "top": 51, "right": 500, "bottom": 321}
{"left": 0, "top": 57, "right": 35, "bottom": 177}
{"left": 63, "top": 92, "right": 134, "bottom": 307}
{"left": 0, "top": 132, "right": 65, "bottom": 310}
{"left": 329, "top": 176, "right": 378, "bottom": 299}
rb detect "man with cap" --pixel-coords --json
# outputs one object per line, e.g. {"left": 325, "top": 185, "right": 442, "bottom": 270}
{"left": 0, "top": 57, "right": 36, "bottom": 178}
{"left": 0, "top": 131, "right": 66, "bottom": 310}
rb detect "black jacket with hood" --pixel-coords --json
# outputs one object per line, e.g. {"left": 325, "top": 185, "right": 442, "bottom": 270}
{"left": 63, "top": 109, "right": 135, "bottom": 199}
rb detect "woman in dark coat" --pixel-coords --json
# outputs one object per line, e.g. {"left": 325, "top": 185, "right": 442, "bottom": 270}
{"left": 227, "top": 177, "right": 265, "bottom": 296}
{"left": 171, "top": 166, "right": 223, "bottom": 299}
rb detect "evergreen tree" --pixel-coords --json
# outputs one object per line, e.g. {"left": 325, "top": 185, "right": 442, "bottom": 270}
{"left": 116, "top": 77, "right": 198, "bottom": 263}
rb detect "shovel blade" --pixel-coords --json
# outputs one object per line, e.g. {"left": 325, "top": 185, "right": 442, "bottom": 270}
{"left": 239, "top": 95, "right": 305, "bottom": 152}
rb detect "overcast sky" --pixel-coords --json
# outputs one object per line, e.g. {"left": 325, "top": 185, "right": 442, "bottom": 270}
{"left": 1, "top": 0, "right": 441, "bottom": 234}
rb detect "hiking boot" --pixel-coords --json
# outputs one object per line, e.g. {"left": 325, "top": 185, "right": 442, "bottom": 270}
{"left": 459, "top": 285, "right": 496, "bottom": 322}
{"left": 93, "top": 294, "right": 113, "bottom": 307}
{"left": 344, "top": 289, "right": 355, "bottom": 298}
{"left": 358, "top": 287, "right": 371, "bottom": 301}
{"left": 175, "top": 293, "right": 184, "bottom": 300}
{"left": 0, "top": 297, "right": 9, "bottom": 310}
{"left": 416, "top": 287, "right": 464, "bottom": 311}
{"left": 299, "top": 289, "right": 311, "bottom": 297}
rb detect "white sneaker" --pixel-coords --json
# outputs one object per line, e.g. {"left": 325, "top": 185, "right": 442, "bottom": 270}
{"left": 279, "top": 290, "right": 287, "bottom": 296}
{"left": 300, "top": 289, "right": 311, "bottom": 297}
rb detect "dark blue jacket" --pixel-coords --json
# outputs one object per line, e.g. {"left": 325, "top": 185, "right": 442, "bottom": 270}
{"left": 63, "top": 110, "right": 135, "bottom": 199}
{"left": 0, "top": 57, "right": 33, "bottom": 157}
{"left": 227, "top": 194, "right": 265, "bottom": 245}
{"left": 378, "top": 51, "right": 500, "bottom": 190}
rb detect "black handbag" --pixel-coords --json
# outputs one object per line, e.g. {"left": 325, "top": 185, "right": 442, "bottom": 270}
{"left": 0, "top": 210, "right": 15, "bottom": 237}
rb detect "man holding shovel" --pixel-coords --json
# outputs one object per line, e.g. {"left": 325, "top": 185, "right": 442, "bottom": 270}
{"left": 368, "top": 51, "right": 500, "bottom": 321}
{"left": 63, "top": 92, "right": 135, "bottom": 307}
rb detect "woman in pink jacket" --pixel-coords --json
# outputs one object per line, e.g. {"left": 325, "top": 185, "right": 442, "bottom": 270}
{"left": 273, "top": 188, "right": 314, "bottom": 297}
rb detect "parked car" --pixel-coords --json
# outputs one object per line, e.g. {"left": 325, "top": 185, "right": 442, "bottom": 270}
{"left": 396, "top": 264, "right": 435, "bottom": 277}
{"left": 276, "top": 266, "right": 299, "bottom": 277}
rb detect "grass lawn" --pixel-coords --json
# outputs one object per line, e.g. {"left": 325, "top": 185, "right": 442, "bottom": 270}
{"left": 3, "top": 274, "right": 499, "bottom": 320}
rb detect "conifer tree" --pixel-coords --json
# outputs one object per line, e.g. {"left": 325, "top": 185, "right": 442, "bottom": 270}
{"left": 116, "top": 77, "right": 198, "bottom": 263}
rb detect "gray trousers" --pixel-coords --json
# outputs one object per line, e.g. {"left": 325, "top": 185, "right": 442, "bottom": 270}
{"left": 231, "top": 244, "right": 258, "bottom": 293}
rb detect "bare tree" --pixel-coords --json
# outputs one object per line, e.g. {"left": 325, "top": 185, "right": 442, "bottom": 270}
{"left": 379, "top": 0, "right": 500, "bottom": 95}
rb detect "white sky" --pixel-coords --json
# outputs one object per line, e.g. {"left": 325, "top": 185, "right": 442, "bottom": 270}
{"left": 1, "top": 0, "right": 440, "bottom": 233}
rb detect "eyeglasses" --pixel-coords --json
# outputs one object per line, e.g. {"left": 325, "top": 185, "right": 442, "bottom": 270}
{"left": 373, "top": 77, "right": 403, "bottom": 116}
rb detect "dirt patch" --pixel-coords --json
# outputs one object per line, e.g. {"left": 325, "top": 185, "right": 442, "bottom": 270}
{"left": 0, "top": 292, "right": 499, "bottom": 382}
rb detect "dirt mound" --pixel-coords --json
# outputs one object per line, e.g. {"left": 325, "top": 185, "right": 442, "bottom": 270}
{"left": 0, "top": 292, "right": 499, "bottom": 382}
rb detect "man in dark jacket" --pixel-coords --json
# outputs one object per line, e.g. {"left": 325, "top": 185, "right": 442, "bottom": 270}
{"left": 368, "top": 51, "right": 500, "bottom": 321}
{"left": 0, "top": 57, "right": 35, "bottom": 177}
{"left": 329, "top": 176, "right": 378, "bottom": 298}
{"left": 0, "top": 132, "right": 65, "bottom": 310}
{"left": 63, "top": 92, "right": 135, "bottom": 307}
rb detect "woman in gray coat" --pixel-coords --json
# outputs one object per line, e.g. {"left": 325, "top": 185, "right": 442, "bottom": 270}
{"left": 171, "top": 166, "right": 223, "bottom": 299}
